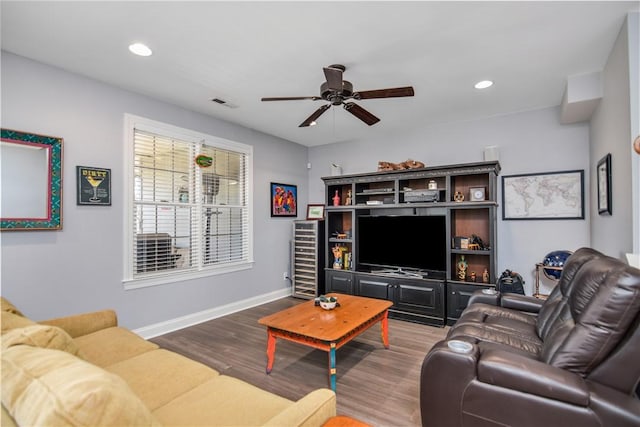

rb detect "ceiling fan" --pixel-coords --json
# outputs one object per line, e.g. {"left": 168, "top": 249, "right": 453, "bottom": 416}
{"left": 261, "top": 64, "right": 415, "bottom": 127}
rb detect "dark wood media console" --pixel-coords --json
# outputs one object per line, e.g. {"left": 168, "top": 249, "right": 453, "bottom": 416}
{"left": 322, "top": 161, "right": 500, "bottom": 326}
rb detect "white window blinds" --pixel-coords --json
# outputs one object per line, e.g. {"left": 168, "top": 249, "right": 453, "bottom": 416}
{"left": 124, "top": 116, "right": 252, "bottom": 287}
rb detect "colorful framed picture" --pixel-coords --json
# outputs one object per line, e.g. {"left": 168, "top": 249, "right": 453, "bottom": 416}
{"left": 502, "top": 169, "right": 584, "bottom": 220}
{"left": 597, "top": 153, "right": 612, "bottom": 215}
{"left": 77, "top": 166, "right": 111, "bottom": 206}
{"left": 270, "top": 182, "right": 297, "bottom": 217}
{"left": 306, "top": 204, "right": 325, "bottom": 220}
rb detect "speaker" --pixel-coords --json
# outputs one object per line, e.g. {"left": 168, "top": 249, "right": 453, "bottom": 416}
{"left": 484, "top": 145, "right": 499, "bottom": 161}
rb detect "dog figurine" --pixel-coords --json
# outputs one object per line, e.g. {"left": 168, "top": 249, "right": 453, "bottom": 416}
{"left": 378, "top": 161, "right": 403, "bottom": 171}
{"left": 378, "top": 159, "right": 425, "bottom": 171}
{"left": 401, "top": 159, "right": 425, "bottom": 169}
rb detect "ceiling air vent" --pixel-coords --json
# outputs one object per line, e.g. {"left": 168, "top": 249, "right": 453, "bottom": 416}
{"left": 210, "top": 98, "right": 238, "bottom": 108}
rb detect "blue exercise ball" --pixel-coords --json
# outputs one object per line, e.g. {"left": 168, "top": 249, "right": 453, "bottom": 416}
{"left": 543, "top": 250, "right": 573, "bottom": 281}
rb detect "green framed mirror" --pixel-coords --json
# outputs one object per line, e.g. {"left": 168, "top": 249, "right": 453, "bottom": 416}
{"left": 1, "top": 128, "right": 63, "bottom": 231}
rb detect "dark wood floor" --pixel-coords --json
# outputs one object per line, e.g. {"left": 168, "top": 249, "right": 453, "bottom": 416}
{"left": 150, "top": 297, "right": 449, "bottom": 427}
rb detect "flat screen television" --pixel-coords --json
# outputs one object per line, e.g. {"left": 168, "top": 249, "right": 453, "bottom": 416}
{"left": 356, "top": 214, "right": 447, "bottom": 276}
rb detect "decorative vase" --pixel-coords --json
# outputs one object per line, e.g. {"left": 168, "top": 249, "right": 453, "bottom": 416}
{"left": 332, "top": 190, "right": 340, "bottom": 206}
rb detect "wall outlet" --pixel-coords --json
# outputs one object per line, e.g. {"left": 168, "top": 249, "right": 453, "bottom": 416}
{"left": 283, "top": 272, "right": 289, "bottom": 280}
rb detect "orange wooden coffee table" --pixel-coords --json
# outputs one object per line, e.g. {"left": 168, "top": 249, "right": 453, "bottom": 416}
{"left": 258, "top": 293, "right": 393, "bottom": 391}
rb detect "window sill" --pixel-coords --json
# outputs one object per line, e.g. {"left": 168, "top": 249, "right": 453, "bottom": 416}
{"left": 123, "top": 261, "right": 253, "bottom": 290}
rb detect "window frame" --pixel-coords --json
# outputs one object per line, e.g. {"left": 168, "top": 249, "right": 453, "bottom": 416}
{"left": 123, "top": 114, "right": 253, "bottom": 290}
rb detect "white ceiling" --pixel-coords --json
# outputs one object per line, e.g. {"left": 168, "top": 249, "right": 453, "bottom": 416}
{"left": 1, "top": 1, "right": 637, "bottom": 147}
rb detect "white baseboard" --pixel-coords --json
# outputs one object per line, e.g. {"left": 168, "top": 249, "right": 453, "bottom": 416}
{"left": 133, "top": 288, "right": 291, "bottom": 339}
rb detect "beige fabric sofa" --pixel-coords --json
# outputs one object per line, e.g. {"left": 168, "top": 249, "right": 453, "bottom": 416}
{"left": 1, "top": 298, "right": 336, "bottom": 426}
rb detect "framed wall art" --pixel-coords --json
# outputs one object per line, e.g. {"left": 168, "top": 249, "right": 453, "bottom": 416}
{"left": 77, "top": 166, "right": 111, "bottom": 206}
{"left": 1, "top": 128, "right": 63, "bottom": 231}
{"left": 502, "top": 169, "right": 584, "bottom": 220}
{"left": 270, "top": 182, "right": 297, "bottom": 217}
{"left": 306, "top": 204, "right": 325, "bottom": 220}
{"left": 597, "top": 153, "right": 612, "bottom": 215}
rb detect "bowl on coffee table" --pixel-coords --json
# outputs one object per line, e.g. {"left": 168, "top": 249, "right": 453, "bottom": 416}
{"left": 319, "top": 295, "right": 338, "bottom": 310}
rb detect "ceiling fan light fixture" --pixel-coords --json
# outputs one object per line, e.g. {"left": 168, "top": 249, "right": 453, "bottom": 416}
{"left": 128, "top": 43, "right": 152, "bottom": 57}
{"left": 474, "top": 80, "right": 493, "bottom": 89}
{"left": 264, "top": 64, "right": 414, "bottom": 127}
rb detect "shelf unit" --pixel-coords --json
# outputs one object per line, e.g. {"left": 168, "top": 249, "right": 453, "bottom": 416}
{"left": 291, "top": 220, "right": 325, "bottom": 299}
{"left": 322, "top": 160, "right": 500, "bottom": 325}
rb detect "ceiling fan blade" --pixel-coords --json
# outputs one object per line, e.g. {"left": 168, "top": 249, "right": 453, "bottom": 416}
{"left": 299, "top": 104, "right": 331, "bottom": 127}
{"left": 261, "top": 96, "right": 321, "bottom": 101}
{"left": 343, "top": 102, "right": 380, "bottom": 126}
{"left": 323, "top": 66, "right": 343, "bottom": 91}
{"left": 355, "top": 86, "right": 415, "bottom": 100}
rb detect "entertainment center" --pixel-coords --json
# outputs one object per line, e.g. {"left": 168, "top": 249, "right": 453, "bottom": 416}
{"left": 321, "top": 160, "right": 500, "bottom": 326}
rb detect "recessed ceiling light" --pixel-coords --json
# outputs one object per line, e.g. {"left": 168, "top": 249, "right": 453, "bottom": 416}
{"left": 474, "top": 80, "right": 493, "bottom": 89}
{"left": 128, "top": 43, "right": 152, "bottom": 57}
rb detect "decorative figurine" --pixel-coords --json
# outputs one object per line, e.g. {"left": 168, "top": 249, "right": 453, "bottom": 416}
{"left": 345, "top": 189, "right": 352, "bottom": 205}
{"left": 332, "top": 190, "right": 341, "bottom": 206}
{"left": 457, "top": 255, "right": 468, "bottom": 281}
{"left": 332, "top": 245, "right": 343, "bottom": 269}
{"left": 482, "top": 269, "right": 490, "bottom": 283}
{"left": 470, "top": 271, "right": 476, "bottom": 282}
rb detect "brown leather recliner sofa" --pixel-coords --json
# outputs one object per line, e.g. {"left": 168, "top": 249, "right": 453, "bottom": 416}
{"left": 420, "top": 247, "right": 640, "bottom": 427}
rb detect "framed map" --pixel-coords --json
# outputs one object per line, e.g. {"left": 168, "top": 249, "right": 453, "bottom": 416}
{"left": 502, "top": 170, "right": 584, "bottom": 220}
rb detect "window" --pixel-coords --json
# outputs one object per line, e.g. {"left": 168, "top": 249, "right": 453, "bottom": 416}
{"left": 124, "top": 115, "right": 253, "bottom": 289}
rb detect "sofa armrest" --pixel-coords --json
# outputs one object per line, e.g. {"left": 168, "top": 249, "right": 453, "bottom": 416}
{"left": 477, "top": 349, "right": 589, "bottom": 406}
{"left": 263, "top": 388, "right": 336, "bottom": 427}
{"left": 420, "top": 340, "right": 479, "bottom": 427}
{"left": 39, "top": 310, "right": 117, "bottom": 338}
{"left": 468, "top": 289, "right": 500, "bottom": 306}
{"left": 500, "top": 293, "right": 544, "bottom": 313}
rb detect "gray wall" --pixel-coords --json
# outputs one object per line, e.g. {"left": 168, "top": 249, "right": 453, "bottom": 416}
{"left": 309, "top": 107, "right": 591, "bottom": 295}
{"left": 1, "top": 52, "right": 308, "bottom": 329}
{"left": 590, "top": 15, "right": 635, "bottom": 259}
{"left": 632, "top": 13, "right": 640, "bottom": 256}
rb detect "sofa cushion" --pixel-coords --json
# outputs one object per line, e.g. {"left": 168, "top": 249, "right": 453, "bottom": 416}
{"left": 1, "top": 297, "right": 24, "bottom": 317}
{"left": 541, "top": 257, "right": 640, "bottom": 375}
{"left": 536, "top": 247, "right": 603, "bottom": 340}
{"left": 263, "top": 389, "right": 337, "bottom": 427}
{"left": 447, "top": 323, "right": 542, "bottom": 355}
{"left": 73, "top": 326, "right": 159, "bottom": 367}
{"left": 1, "top": 311, "right": 35, "bottom": 334}
{"left": 447, "top": 304, "right": 541, "bottom": 355}
{"left": 1, "top": 406, "right": 17, "bottom": 427}
{"left": 1, "top": 345, "right": 159, "bottom": 426}
{"left": 106, "top": 349, "right": 220, "bottom": 410}
{"left": 152, "top": 375, "right": 294, "bottom": 426}
{"left": 1, "top": 324, "right": 81, "bottom": 357}
{"left": 39, "top": 309, "right": 118, "bottom": 338}
{"left": 456, "top": 303, "right": 537, "bottom": 328}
